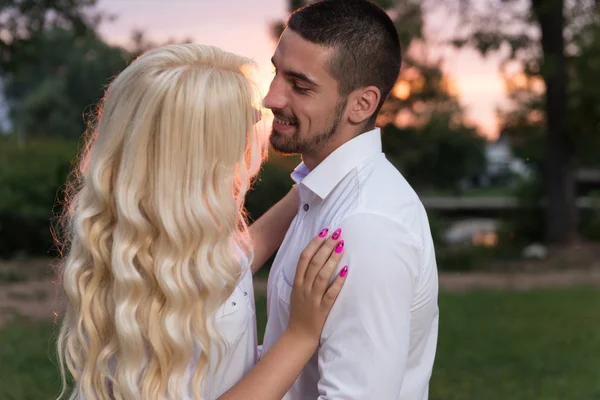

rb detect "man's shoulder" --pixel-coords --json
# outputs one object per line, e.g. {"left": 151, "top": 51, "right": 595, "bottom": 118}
{"left": 355, "top": 155, "right": 425, "bottom": 219}
{"left": 343, "top": 155, "right": 437, "bottom": 253}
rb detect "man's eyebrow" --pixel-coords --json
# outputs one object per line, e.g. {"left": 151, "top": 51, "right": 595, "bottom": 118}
{"left": 271, "top": 57, "right": 318, "bottom": 87}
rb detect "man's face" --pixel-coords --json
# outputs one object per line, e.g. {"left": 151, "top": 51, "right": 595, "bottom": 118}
{"left": 264, "top": 29, "right": 347, "bottom": 156}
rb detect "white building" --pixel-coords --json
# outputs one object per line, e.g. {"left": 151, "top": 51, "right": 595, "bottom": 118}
{"left": 481, "top": 133, "right": 532, "bottom": 186}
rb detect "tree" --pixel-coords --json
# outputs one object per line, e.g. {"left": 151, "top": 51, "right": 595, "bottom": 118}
{"left": 497, "top": 5, "right": 600, "bottom": 169}
{"left": 382, "top": 117, "right": 487, "bottom": 192}
{"left": 1, "top": 0, "right": 109, "bottom": 141}
{"left": 449, "top": 0, "right": 596, "bottom": 245}
{"left": 7, "top": 28, "right": 131, "bottom": 139}
{"left": 1, "top": 1, "right": 195, "bottom": 141}
{"left": 0, "top": 0, "right": 110, "bottom": 79}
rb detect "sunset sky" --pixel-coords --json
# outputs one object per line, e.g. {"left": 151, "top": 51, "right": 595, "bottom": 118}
{"left": 97, "top": 0, "right": 509, "bottom": 139}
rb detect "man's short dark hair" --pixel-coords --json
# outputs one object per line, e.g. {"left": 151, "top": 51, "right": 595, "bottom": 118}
{"left": 287, "top": 0, "right": 402, "bottom": 123}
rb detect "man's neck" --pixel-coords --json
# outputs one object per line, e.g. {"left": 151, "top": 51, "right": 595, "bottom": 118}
{"left": 301, "top": 124, "right": 375, "bottom": 171}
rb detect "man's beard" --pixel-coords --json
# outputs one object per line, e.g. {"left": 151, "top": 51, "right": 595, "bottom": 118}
{"left": 269, "top": 98, "right": 347, "bottom": 156}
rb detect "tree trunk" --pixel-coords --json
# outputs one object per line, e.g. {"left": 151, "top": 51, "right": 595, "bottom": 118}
{"left": 532, "top": 0, "right": 578, "bottom": 244}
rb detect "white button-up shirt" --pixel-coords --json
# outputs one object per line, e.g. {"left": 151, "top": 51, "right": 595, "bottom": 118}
{"left": 262, "top": 128, "right": 439, "bottom": 400}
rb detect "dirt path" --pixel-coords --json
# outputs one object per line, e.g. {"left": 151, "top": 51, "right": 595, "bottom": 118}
{"left": 2, "top": 257, "right": 599, "bottom": 328}
{"left": 0, "top": 279, "right": 61, "bottom": 327}
{"left": 0, "top": 258, "right": 64, "bottom": 328}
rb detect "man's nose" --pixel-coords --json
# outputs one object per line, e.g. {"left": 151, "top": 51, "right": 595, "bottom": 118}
{"left": 263, "top": 78, "right": 287, "bottom": 110}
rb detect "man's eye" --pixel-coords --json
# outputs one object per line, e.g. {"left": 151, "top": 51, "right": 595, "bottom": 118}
{"left": 293, "top": 84, "right": 309, "bottom": 93}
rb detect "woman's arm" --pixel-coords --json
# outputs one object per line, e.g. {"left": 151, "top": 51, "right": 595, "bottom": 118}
{"left": 218, "top": 330, "right": 317, "bottom": 400}
{"left": 248, "top": 187, "right": 299, "bottom": 274}
{"left": 219, "top": 229, "right": 347, "bottom": 400}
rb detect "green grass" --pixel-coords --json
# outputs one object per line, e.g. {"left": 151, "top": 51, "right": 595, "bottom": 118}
{"left": 430, "top": 287, "right": 600, "bottom": 400}
{"left": 1, "top": 287, "right": 599, "bottom": 399}
{"left": 0, "top": 319, "right": 62, "bottom": 400}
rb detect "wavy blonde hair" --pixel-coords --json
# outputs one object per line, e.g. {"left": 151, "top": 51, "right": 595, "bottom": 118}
{"left": 55, "top": 44, "right": 267, "bottom": 400}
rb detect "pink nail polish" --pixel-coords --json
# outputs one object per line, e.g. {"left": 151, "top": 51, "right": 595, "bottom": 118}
{"left": 331, "top": 228, "right": 342, "bottom": 240}
{"left": 335, "top": 240, "right": 344, "bottom": 253}
{"left": 318, "top": 228, "right": 329, "bottom": 238}
{"left": 340, "top": 265, "right": 348, "bottom": 278}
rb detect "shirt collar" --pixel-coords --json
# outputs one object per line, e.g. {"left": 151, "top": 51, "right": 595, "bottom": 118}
{"left": 291, "top": 128, "right": 382, "bottom": 199}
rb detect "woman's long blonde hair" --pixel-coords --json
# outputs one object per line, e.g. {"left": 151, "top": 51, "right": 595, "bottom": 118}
{"left": 55, "top": 44, "right": 267, "bottom": 399}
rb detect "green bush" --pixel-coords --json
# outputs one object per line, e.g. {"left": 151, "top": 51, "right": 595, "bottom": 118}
{"left": 7, "top": 28, "right": 132, "bottom": 140}
{"left": 245, "top": 151, "right": 299, "bottom": 221}
{"left": 507, "top": 174, "right": 600, "bottom": 244}
{"left": 580, "top": 191, "right": 600, "bottom": 241}
{"left": 0, "top": 137, "right": 78, "bottom": 258}
{"left": 382, "top": 116, "right": 487, "bottom": 192}
{"left": 426, "top": 212, "right": 449, "bottom": 249}
{"left": 508, "top": 174, "right": 546, "bottom": 244}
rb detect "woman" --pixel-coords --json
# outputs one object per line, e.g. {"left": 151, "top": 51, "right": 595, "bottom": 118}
{"left": 55, "top": 43, "right": 348, "bottom": 400}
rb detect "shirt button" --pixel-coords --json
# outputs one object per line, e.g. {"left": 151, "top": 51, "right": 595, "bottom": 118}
{"left": 303, "top": 204, "right": 309, "bottom": 211}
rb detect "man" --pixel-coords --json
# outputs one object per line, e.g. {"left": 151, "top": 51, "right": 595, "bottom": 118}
{"left": 261, "top": 1, "right": 439, "bottom": 399}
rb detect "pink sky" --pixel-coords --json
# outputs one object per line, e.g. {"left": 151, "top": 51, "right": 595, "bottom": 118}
{"left": 97, "top": 0, "right": 509, "bottom": 139}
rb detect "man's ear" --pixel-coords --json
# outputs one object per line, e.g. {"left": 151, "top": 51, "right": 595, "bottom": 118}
{"left": 347, "top": 86, "right": 381, "bottom": 124}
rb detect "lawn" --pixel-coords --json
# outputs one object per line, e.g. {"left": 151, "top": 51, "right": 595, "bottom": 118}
{"left": 1, "top": 287, "right": 599, "bottom": 400}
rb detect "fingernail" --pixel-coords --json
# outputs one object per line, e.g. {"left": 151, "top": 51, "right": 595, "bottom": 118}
{"left": 331, "top": 228, "right": 342, "bottom": 240}
{"left": 335, "top": 240, "right": 344, "bottom": 253}
{"left": 318, "top": 228, "right": 329, "bottom": 238}
{"left": 340, "top": 265, "right": 348, "bottom": 278}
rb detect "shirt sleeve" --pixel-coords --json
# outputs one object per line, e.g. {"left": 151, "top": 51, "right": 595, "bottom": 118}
{"left": 317, "top": 212, "right": 422, "bottom": 399}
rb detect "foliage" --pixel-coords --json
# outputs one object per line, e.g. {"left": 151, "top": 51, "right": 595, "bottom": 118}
{"left": 7, "top": 28, "right": 132, "bottom": 139}
{"left": 245, "top": 152, "right": 300, "bottom": 222}
{"left": 445, "top": 0, "right": 599, "bottom": 244}
{"left": 0, "top": 137, "right": 78, "bottom": 258}
{"left": 580, "top": 191, "right": 600, "bottom": 241}
{"left": 510, "top": 174, "right": 546, "bottom": 244}
{"left": 1, "top": 0, "right": 105, "bottom": 134}
{"left": 0, "top": 0, "right": 105, "bottom": 73}
{"left": 447, "top": 0, "right": 593, "bottom": 59}
{"left": 497, "top": 11, "right": 600, "bottom": 168}
{"left": 1, "top": 0, "right": 125, "bottom": 140}
{"left": 382, "top": 116, "right": 487, "bottom": 192}
{"left": 1, "top": 1, "right": 194, "bottom": 141}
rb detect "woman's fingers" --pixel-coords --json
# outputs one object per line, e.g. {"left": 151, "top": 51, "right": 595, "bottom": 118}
{"left": 294, "top": 227, "right": 330, "bottom": 286}
{"left": 322, "top": 266, "right": 348, "bottom": 308}
{"left": 311, "top": 238, "right": 345, "bottom": 297}
{"left": 302, "top": 228, "right": 342, "bottom": 288}
{"left": 287, "top": 226, "right": 348, "bottom": 341}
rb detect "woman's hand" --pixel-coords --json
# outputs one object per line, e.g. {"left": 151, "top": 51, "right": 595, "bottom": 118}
{"left": 287, "top": 228, "right": 348, "bottom": 345}
{"left": 217, "top": 227, "right": 347, "bottom": 400}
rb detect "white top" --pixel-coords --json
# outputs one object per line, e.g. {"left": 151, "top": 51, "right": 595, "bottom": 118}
{"left": 199, "top": 265, "right": 258, "bottom": 399}
{"left": 261, "top": 128, "right": 439, "bottom": 400}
